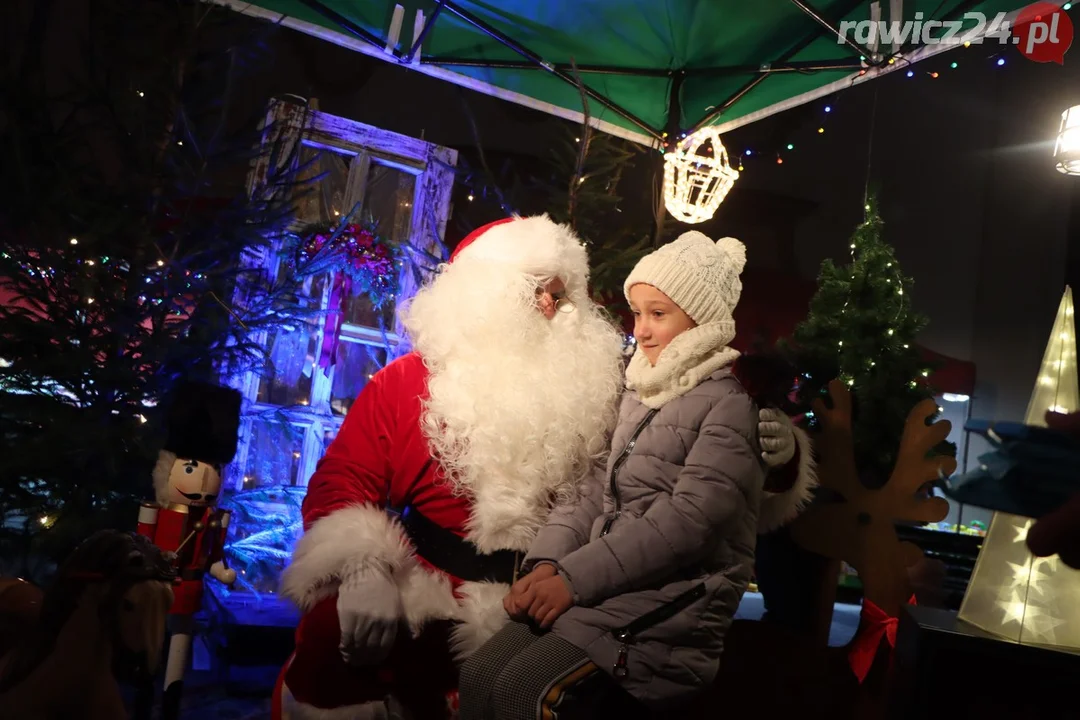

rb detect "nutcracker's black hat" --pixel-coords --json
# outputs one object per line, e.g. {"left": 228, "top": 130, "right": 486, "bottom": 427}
{"left": 162, "top": 381, "right": 242, "bottom": 466}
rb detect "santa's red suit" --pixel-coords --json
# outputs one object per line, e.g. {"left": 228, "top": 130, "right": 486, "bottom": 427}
{"left": 273, "top": 216, "right": 816, "bottom": 719}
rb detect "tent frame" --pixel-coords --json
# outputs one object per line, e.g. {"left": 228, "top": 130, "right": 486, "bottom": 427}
{"left": 290, "top": 0, "right": 878, "bottom": 144}
{"left": 215, "top": 0, "right": 1061, "bottom": 145}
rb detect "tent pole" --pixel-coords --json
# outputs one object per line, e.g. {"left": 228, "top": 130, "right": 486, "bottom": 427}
{"left": 891, "top": 0, "right": 985, "bottom": 56}
{"left": 402, "top": 0, "right": 445, "bottom": 64}
{"left": 687, "top": 0, "right": 867, "bottom": 135}
{"left": 689, "top": 59, "right": 865, "bottom": 76}
{"left": 425, "top": 57, "right": 861, "bottom": 76}
{"left": 439, "top": 0, "right": 666, "bottom": 142}
{"left": 293, "top": 0, "right": 386, "bottom": 52}
{"left": 421, "top": 58, "right": 672, "bottom": 76}
{"left": 654, "top": 71, "right": 686, "bottom": 244}
{"left": 789, "top": 0, "right": 879, "bottom": 62}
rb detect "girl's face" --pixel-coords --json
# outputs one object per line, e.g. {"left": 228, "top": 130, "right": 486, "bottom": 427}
{"left": 628, "top": 284, "right": 696, "bottom": 366}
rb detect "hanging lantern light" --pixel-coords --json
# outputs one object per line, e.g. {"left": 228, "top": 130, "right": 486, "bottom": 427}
{"left": 1054, "top": 104, "right": 1080, "bottom": 175}
{"left": 663, "top": 127, "right": 740, "bottom": 224}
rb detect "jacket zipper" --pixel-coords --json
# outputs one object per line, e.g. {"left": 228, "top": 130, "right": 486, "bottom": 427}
{"left": 599, "top": 408, "right": 659, "bottom": 538}
{"left": 611, "top": 583, "right": 707, "bottom": 680}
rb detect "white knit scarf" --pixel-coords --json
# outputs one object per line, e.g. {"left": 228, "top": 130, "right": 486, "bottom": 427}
{"left": 624, "top": 321, "right": 741, "bottom": 409}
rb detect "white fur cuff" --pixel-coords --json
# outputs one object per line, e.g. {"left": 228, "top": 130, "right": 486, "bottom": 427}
{"left": 449, "top": 581, "right": 511, "bottom": 662}
{"left": 757, "top": 425, "right": 818, "bottom": 533}
{"left": 280, "top": 505, "right": 414, "bottom": 612}
{"left": 280, "top": 504, "right": 460, "bottom": 634}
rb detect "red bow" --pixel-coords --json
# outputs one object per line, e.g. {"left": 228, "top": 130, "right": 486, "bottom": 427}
{"left": 847, "top": 595, "right": 916, "bottom": 683}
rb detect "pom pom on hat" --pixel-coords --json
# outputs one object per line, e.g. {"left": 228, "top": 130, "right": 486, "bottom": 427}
{"left": 623, "top": 231, "right": 746, "bottom": 328}
{"left": 715, "top": 236, "right": 747, "bottom": 275}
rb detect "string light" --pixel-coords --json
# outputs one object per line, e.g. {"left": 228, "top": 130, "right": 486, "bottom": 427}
{"left": 734, "top": 52, "right": 1018, "bottom": 170}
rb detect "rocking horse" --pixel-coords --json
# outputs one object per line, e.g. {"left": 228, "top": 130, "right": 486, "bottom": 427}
{"left": 0, "top": 530, "right": 176, "bottom": 719}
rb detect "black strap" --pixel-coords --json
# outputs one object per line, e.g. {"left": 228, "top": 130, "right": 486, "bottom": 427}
{"left": 391, "top": 459, "right": 519, "bottom": 585}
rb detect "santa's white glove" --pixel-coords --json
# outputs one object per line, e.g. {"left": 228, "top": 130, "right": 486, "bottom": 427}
{"left": 337, "top": 563, "right": 403, "bottom": 666}
{"left": 758, "top": 408, "right": 796, "bottom": 468}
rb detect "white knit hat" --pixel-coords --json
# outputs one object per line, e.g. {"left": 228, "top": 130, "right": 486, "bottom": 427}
{"left": 623, "top": 231, "right": 746, "bottom": 329}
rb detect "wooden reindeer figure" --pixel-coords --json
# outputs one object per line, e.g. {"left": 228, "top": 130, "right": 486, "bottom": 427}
{"left": 790, "top": 379, "right": 954, "bottom": 703}
{"left": 0, "top": 531, "right": 176, "bottom": 720}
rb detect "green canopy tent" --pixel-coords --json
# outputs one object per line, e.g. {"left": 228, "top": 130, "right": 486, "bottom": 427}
{"left": 209, "top": 0, "right": 1063, "bottom": 146}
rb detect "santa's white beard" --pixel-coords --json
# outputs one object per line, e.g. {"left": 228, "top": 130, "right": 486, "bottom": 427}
{"left": 401, "top": 262, "right": 625, "bottom": 552}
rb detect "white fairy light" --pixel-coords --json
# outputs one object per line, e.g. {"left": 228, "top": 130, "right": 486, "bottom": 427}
{"left": 663, "top": 127, "right": 739, "bottom": 224}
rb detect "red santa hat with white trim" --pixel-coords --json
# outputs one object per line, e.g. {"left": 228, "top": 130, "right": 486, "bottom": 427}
{"left": 447, "top": 215, "right": 591, "bottom": 295}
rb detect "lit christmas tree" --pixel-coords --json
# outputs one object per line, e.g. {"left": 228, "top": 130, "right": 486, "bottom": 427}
{"left": 1024, "top": 286, "right": 1079, "bottom": 423}
{"left": 957, "top": 286, "right": 1080, "bottom": 651}
{"left": 0, "top": 5, "right": 307, "bottom": 579}
{"left": 786, "top": 194, "right": 955, "bottom": 489}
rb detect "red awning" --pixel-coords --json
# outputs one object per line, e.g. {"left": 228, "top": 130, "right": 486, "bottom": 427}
{"left": 611, "top": 267, "right": 976, "bottom": 397}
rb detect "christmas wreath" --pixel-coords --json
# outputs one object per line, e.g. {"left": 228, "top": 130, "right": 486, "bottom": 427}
{"left": 292, "top": 222, "right": 398, "bottom": 307}
{"left": 287, "top": 220, "right": 400, "bottom": 371}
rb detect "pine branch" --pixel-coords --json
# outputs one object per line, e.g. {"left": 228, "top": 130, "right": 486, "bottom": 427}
{"left": 0, "top": 1, "right": 312, "bottom": 579}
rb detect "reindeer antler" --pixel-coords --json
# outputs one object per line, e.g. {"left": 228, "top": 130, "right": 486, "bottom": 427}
{"left": 889, "top": 398, "right": 955, "bottom": 523}
{"left": 792, "top": 382, "right": 954, "bottom": 617}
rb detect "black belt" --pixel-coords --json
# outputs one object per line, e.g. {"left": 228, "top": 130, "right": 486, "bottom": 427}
{"left": 395, "top": 504, "right": 520, "bottom": 585}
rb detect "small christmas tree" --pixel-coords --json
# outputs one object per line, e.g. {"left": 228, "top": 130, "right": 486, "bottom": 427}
{"left": 787, "top": 195, "right": 954, "bottom": 488}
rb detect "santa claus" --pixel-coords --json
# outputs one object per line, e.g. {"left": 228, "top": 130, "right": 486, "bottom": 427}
{"left": 274, "top": 215, "right": 815, "bottom": 719}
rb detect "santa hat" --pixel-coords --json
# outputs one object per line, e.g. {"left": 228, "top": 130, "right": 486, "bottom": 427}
{"left": 161, "top": 381, "right": 242, "bottom": 467}
{"left": 447, "top": 215, "right": 591, "bottom": 293}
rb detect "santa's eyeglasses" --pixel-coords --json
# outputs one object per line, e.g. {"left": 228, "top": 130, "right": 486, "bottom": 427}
{"left": 535, "top": 287, "right": 576, "bottom": 313}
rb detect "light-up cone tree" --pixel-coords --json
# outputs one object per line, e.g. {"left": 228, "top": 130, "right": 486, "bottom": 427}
{"left": 958, "top": 286, "right": 1080, "bottom": 650}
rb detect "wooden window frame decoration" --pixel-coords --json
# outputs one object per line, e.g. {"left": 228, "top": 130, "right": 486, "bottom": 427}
{"left": 228, "top": 97, "right": 457, "bottom": 493}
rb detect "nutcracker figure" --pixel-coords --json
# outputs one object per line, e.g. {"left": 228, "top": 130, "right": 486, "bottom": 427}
{"left": 136, "top": 380, "right": 241, "bottom": 720}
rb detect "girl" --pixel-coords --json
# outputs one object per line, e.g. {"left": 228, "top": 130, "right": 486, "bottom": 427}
{"left": 459, "top": 231, "right": 767, "bottom": 718}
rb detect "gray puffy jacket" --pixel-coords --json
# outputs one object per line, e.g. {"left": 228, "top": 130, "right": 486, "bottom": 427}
{"left": 523, "top": 366, "right": 764, "bottom": 709}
